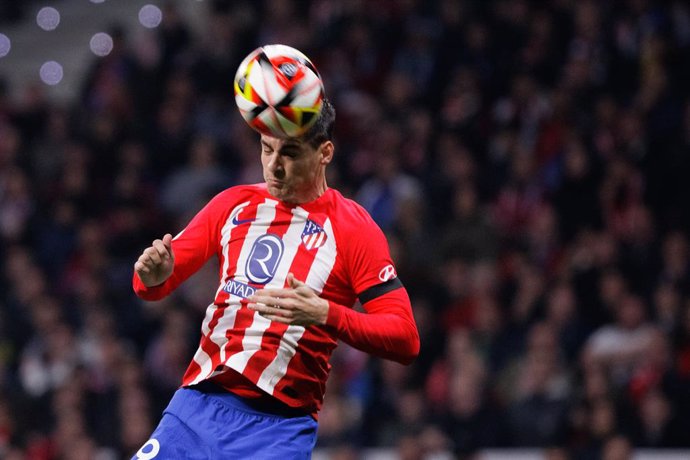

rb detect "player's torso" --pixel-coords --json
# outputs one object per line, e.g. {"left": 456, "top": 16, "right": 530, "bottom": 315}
{"left": 187, "top": 189, "right": 352, "bottom": 400}
{"left": 185, "top": 187, "right": 377, "bottom": 407}
{"left": 215, "top": 194, "right": 346, "bottom": 305}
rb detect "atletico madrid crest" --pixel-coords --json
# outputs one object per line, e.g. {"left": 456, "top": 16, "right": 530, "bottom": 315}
{"left": 301, "top": 219, "right": 327, "bottom": 250}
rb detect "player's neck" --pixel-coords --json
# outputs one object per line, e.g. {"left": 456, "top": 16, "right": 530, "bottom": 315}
{"left": 290, "top": 179, "right": 328, "bottom": 205}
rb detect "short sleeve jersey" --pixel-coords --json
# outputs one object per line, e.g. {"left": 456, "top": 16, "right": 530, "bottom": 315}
{"left": 133, "top": 184, "right": 401, "bottom": 413}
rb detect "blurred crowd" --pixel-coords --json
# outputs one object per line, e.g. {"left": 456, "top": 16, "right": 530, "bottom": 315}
{"left": 1, "top": 0, "right": 690, "bottom": 459}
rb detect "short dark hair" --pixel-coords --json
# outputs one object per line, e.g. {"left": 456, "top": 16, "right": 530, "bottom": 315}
{"left": 301, "top": 98, "right": 335, "bottom": 148}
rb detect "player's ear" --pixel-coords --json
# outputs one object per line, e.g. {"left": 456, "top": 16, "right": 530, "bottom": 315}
{"left": 319, "top": 141, "right": 334, "bottom": 165}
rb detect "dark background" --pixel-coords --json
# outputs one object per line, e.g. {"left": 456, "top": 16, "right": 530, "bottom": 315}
{"left": 1, "top": 0, "right": 690, "bottom": 458}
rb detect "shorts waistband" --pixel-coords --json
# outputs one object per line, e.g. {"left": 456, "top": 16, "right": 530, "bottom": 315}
{"left": 185, "top": 381, "right": 311, "bottom": 419}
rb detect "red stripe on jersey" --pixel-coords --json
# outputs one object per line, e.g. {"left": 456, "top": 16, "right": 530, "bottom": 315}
{"left": 206, "top": 200, "right": 260, "bottom": 380}
{"left": 240, "top": 321, "right": 289, "bottom": 384}
{"left": 223, "top": 202, "right": 293, "bottom": 373}
{"left": 272, "top": 325, "right": 336, "bottom": 410}
{"left": 242, "top": 213, "right": 320, "bottom": 385}
{"left": 183, "top": 198, "right": 260, "bottom": 385}
{"left": 268, "top": 211, "right": 334, "bottom": 404}
{"left": 220, "top": 305, "right": 256, "bottom": 361}
{"left": 182, "top": 305, "right": 226, "bottom": 383}
{"left": 182, "top": 354, "right": 202, "bottom": 384}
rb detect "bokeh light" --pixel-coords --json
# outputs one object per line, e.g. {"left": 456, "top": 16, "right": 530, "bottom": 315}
{"left": 89, "top": 0, "right": 106, "bottom": 3}
{"left": 0, "top": 34, "right": 10, "bottom": 58}
{"left": 90, "top": 32, "right": 114, "bottom": 57}
{"left": 40, "top": 61, "right": 64, "bottom": 85}
{"left": 36, "top": 7, "right": 60, "bottom": 31}
{"left": 138, "top": 5, "right": 163, "bottom": 29}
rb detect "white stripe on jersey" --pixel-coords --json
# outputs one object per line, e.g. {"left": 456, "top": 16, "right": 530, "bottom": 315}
{"left": 257, "top": 215, "right": 338, "bottom": 394}
{"left": 220, "top": 199, "right": 278, "bottom": 373}
{"left": 199, "top": 202, "right": 249, "bottom": 337}
{"left": 190, "top": 202, "right": 250, "bottom": 385}
{"left": 193, "top": 199, "right": 280, "bottom": 383}
{"left": 233, "top": 198, "right": 279, "bottom": 286}
{"left": 210, "top": 201, "right": 258, "bottom": 365}
{"left": 225, "top": 201, "right": 307, "bottom": 373}
{"left": 257, "top": 324, "right": 305, "bottom": 390}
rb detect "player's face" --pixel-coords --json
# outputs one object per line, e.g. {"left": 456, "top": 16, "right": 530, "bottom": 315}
{"left": 260, "top": 135, "right": 333, "bottom": 204}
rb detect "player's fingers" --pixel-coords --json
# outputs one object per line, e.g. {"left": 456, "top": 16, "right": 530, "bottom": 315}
{"left": 162, "top": 233, "right": 173, "bottom": 251}
{"left": 253, "top": 288, "right": 295, "bottom": 298}
{"left": 287, "top": 273, "right": 306, "bottom": 288}
{"left": 246, "top": 301, "right": 272, "bottom": 314}
{"left": 152, "top": 239, "right": 171, "bottom": 259}
{"left": 137, "top": 252, "right": 153, "bottom": 267}
{"left": 274, "top": 308, "right": 293, "bottom": 318}
{"left": 248, "top": 295, "right": 293, "bottom": 310}
{"left": 144, "top": 246, "right": 162, "bottom": 265}
{"left": 287, "top": 274, "right": 313, "bottom": 296}
{"left": 248, "top": 302, "right": 293, "bottom": 317}
{"left": 135, "top": 257, "right": 153, "bottom": 273}
{"left": 134, "top": 261, "right": 150, "bottom": 273}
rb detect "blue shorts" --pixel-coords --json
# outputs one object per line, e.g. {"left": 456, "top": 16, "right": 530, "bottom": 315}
{"left": 132, "top": 386, "right": 318, "bottom": 459}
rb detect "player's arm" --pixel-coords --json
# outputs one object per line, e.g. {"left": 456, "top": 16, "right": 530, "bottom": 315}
{"left": 132, "top": 195, "right": 222, "bottom": 300}
{"left": 331, "top": 209, "right": 420, "bottom": 364}
{"left": 248, "top": 275, "right": 419, "bottom": 364}
{"left": 323, "top": 282, "right": 420, "bottom": 364}
{"left": 248, "top": 204, "right": 420, "bottom": 363}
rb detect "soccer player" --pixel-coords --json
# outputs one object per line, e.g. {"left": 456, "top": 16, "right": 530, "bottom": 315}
{"left": 132, "top": 99, "right": 420, "bottom": 459}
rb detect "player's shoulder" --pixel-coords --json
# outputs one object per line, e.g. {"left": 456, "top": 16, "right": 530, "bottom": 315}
{"left": 327, "top": 188, "right": 379, "bottom": 230}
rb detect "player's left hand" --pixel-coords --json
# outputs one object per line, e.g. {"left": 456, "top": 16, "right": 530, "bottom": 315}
{"left": 247, "top": 273, "right": 329, "bottom": 326}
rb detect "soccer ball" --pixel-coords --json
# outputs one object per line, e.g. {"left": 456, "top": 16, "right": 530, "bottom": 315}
{"left": 234, "top": 44, "right": 325, "bottom": 138}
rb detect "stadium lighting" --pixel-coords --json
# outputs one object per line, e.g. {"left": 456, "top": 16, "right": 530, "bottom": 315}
{"left": 36, "top": 7, "right": 60, "bottom": 31}
{"left": 39, "top": 61, "right": 64, "bottom": 85}
{"left": 0, "top": 34, "right": 10, "bottom": 58}
{"left": 138, "top": 5, "right": 163, "bottom": 29}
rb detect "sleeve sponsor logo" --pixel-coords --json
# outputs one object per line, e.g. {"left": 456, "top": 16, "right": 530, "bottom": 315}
{"left": 378, "top": 264, "right": 397, "bottom": 282}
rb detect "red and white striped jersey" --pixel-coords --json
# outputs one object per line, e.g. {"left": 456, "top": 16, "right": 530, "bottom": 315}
{"left": 133, "top": 184, "right": 418, "bottom": 413}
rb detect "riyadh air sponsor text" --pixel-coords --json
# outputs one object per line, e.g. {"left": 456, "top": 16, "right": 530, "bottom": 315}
{"left": 222, "top": 278, "right": 257, "bottom": 298}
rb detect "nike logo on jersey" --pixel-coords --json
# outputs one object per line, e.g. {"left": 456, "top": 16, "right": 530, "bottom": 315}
{"left": 230, "top": 204, "right": 255, "bottom": 226}
{"left": 232, "top": 216, "right": 255, "bottom": 225}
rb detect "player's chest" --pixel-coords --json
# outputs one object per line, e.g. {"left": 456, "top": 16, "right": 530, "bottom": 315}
{"left": 220, "top": 201, "right": 336, "bottom": 286}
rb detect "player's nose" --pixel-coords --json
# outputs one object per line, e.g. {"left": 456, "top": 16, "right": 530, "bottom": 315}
{"left": 267, "top": 154, "right": 285, "bottom": 176}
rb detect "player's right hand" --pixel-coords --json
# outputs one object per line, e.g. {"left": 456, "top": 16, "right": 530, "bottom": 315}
{"left": 134, "top": 233, "right": 175, "bottom": 287}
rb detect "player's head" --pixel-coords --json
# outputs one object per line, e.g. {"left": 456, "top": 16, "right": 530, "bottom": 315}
{"left": 260, "top": 99, "right": 336, "bottom": 204}
{"left": 300, "top": 98, "right": 336, "bottom": 149}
